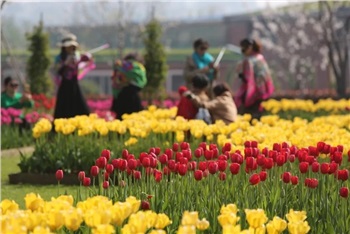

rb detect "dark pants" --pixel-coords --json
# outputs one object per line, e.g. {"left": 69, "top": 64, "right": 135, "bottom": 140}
{"left": 238, "top": 100, "right": 263, "bottom": 121}
{"left": 111, "top": 85, "right": 143, "bottom": 120}
{"left": 19, "top": 118, "right": 31, "bottom": 135}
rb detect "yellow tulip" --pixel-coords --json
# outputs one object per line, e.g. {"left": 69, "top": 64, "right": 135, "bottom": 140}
{"left": 125, "top": 196, "right": 141, "bottom": 214}
{"left": 24, "top": 193, "right": 44, "bottom": 212}
{"left": 181, "top": 211, "right": 198, "bottom": 226}
{"left": 220, "top": 204, "right": 239, "bottom": 215}
{"left": 222, "top": 224, "right": 241, "bottom": 234}
{"left": 1, "top": 199, "right": 19, "bottom": 215}
{"left": 111, "top": 202, "right": 132, "bottom": 226}
{"left": 196, "top": 218, "right": 210, "bottom": 231}
{"left": 31, "top": 226, "right": 54, "bottom": 234}
{"left": 285, "top": 209, "right": 307, "bottom": 223}
{"left": 287, "top": 221, "right": 311, "bottom": 234}
{"left": 266, "top": 216, "right": 287, "bottom": 234}
{"left": 218, "top": 213, "right": 240, "bottom": 226}
{"left": 245, "top": 209, "right": 268, "bottom": 229}
{"left": 149, "top": 230, "right": 166, "bottom": 234}
{"left": 154, "top": 213, "right": 172, "bottom": 229}
{"left": 64, "top": 208, "right": 83, "bottom": 231}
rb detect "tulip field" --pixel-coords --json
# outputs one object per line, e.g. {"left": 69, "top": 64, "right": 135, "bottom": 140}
{"left": 1, "top": 98, "right": 350, "bottom": 234}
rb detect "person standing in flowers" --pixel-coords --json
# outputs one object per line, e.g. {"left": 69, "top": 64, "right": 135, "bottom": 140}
{"left": 177, "top": 74, "right": 211, "bottom": 124}
{"left": 53, "top": 34, "right": 92, "bottom": 119}
{"left": 110, "top": 53, "right": 147, "bottom": 120}
{"left": 183, "top": 38, "right": 219, "bottom": 92}
{"left": 190, "top": 83, "right": 237, "bottom": 125}
{"left": 235, "top": 38, "right": 274, "bottom": 120}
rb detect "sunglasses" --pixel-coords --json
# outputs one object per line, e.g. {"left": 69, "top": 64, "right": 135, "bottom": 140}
{"left": 199, "top": 46, "right": 208, "bottom": 51}
{"left": 10, "top": 83, "right": 19, "bottom": 88}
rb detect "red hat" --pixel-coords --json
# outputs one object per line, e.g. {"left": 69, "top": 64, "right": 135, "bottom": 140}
{"left": 178, "top": 86, "right": 188, "bottom": 95}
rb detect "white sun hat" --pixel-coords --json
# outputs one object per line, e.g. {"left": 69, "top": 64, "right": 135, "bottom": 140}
{"left": 57, "top": 33, "right": 79, "bottom": 47}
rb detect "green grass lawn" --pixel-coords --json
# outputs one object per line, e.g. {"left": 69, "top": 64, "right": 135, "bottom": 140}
{"left": 1, "top": 155, "right": 78, "bottom": 209}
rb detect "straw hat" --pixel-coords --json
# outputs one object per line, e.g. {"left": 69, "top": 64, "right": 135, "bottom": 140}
{"left": 57, "top": 33, "right": 79, "bottom": 47}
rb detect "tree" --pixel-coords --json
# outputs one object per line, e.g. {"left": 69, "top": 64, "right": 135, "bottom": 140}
{"left": 26, "top": 18, "right": 52, "bottom": 95}
{"left": 143, "top": 18, "right": 168, "bottom": 104}
{"left": 251, "top": 2, "right": 350, "bottom": 97}
{"left": 319, "top": 1, "right": 350, "bottom": 97}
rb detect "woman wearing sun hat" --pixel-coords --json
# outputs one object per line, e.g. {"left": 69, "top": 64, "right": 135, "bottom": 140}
{"left": 53, "top": 33, "right": 92, "bottom": 119}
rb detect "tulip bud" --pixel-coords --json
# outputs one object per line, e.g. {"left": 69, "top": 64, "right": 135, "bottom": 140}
{"left": 299, "top": 162, "right": 309, "bottom": 174}
{"left": 83, "top": 177, "right": 91, "bottom": 186}
{"left": 154, "top": 171, "right": 162, "bottom": 182}
{"left": 164, "top": 148, "right": 173, "bottom": 159}
{"left": 172, "top": 143, "right": 179, "bottom": 152}
{"left": 339, "top": 187, "right": 349, "bottom": 198}
{"left": 128, "top": 159, "right": 138, "bottom": 170}
{"left": 106, "top": 164, "right": 114, "bottom": 174}
{"left": 133, "top": 171, "right": 141, "bottom": 180}
{"left": 282, "top": 172, "right": 291, "bottom": 183}
{"left": 180, "top": 142, "right": 189, "bottom": 150}
{"left": 218, "top": 160, "right": 228, "bottom": 172}
{"left": 208, "top": 162, "right": 218, "bottom": 174}
{"left": 122, "top": 149, "right": 129, "bottom": 159}
{"left": 55, "top": 170, "right": 64, "bottom": 181}
{"left": 78, "top": 171, "right": 85, "bottom": 182}
{"left": 90, "top": 166, "right": 99, "bottom": 177}
{"left": 142, "top": 157, "right": 151, "bottom": 168}
{"left": 229, "top": 163, "right": 240, "bottom": 175}
{"left": 291, "top": 176, "right": 299, "bottom": 185}
{"left": 96, "top": 157, "right": 107, "bottom": 169}
{"left": 219, "top": 172, "right": 226, "bottom": 181}
{"left": 100, "top": 149, "right": 111, "bottom": 161}
{"left": 249, "top": 173, "right": 260, "bottom": 185}
{"left": 141, "top": 200, "right": 150, "bottom": 210}
{"left": 103, "top": 181, "right": 109, "bottom": 189}
{"left": 259, "top": 171, "right": 267, "bottom": 181}
{"left": 311, "top": 162, "right": 320, "bottom": 173}
{"left": 159, "top": 154, "right": 168, "bottom": 165}
{"left": 178, "top": 164, "right": 187, "bottom": 176}
{"left": 194, "top": 170, "right": 203, "bottom": 181}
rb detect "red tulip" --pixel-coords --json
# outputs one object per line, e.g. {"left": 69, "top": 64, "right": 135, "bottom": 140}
{"left": 305, "top": 156, "right": 316, "bottom": 165}
{"left": 276, "top": 155, "right": 285, "bottom": 166}
{"left": 190, "top": 161, "right": 197, "bottom": 171}
{"left": 199, "top": 161, "right": 207, "bottom": 171}
{"left": 83, "top": 177, "right": 91, "bottom": 186}
{"left": 218, "top": 160, "right": 228, "bottom": 172}
{"left": 337, "top": 145, "right": 344, "bottom": 153}
{"left": 244, "top": 141, "right": 251, "bottom": 148}
{"left": 78, "top": 171, "right": 85, "bottom": 182}
{"left": 264, "top": 158, "right": 274, "bottom": 169}
{"left": 244, "top": 148, "right": 253, "bottom": 157}
{"left": 305, "top": 178, "right": 318, "bottom": 188}
{"left": 299, "top": 162, "right": 309, "bottom": 174}
{"left": 273, "top": 143, "right": 281, "bottom": 152}
{"left": 103, "top": 181, "right": 109, "bottom": 189}
{"left": 203, "top": 169, "right": 209, "bottom": 178}
{"left": 106, "top": 164, "right": 114, "bottom": 174}
{"left": 230, "top": 163, "right": 240, "bottom": 175}
{"left": 100, "top": 149, "right": 111, "bottom": 161}
{"left": 218, "top": 155, "right": 228, "bottom": 161}
{"left": 150, "top": 157, "right": 158, "bottom": 168}
{"left": 90, "top": 166, "right": 99, "bottom": 177}
{"left": 142, "top": 157, "right": 151, "bottom": 168}
{"left": 311, "top": 162, "right": 319, "bottom": 173}
{"left": 178, "top": 164, "right": 187, "bottom": 176}
{"left": 336, "top": 169, "right": 349, "bottom": 181}
{"left": 251, "top": 141, "right": 258, "bottom": 148}
{"left": 208, "top": 162, "right": 218, "bottom": 174}
{"left": 172, "top": 143, "right": 179, "bottom": 152}
{"left": 154, "top": 171, "right": 162, "bottom": 182}
{"left": 219, "top": 172, "right": 226, "bottom": 181}
{"left": 96, "top": 157, "right": 107, "bottom": 169}
{"left": 332, "top": 152, "right": 343, "bottom": 164}
{"left": 288, "top": 154, "right": 296, "bottom": 163}
{"left": 128, "top": 159, "right": 138, "bottom": 170}
{"left": 223, "top": 142, "right": 232, "bottom": 152}
{"left": 154, "top": 147, "right": 161, "bottom": 156}
{"left": 317, "top": 141, "right": 325, "bottom": 152}
{"left": 308, "top": 146, "right": 319, "bottom": 157}
{"left": 149, "top": 147, "right": 156, "bottom": 154}
{"left": 112, "top": 159, "right": 120, "bottom": 169}
{"left": 257, "top": 155, "right": 265, "bottom": 167}
{"left": 145, "top": 167, "right": 154, "bottom": 176}
{"left": 141, "top": 200, "right": 150, "bottom": 210}
{"left": 259, "top": 171, "right": 267, "bottom": 181}
{"left": 139, "top": 152, "right": 148, "bottom": 163}
{"left": 55, "top": 170, "right": 63, "bottom": 181}
{"left": 127, "top": 154, "right": 135, "bottom": 160}
{"left": 348, "top": 149, "right": 350, "bottom": 162}
{"left": 122, "top": 149, "right": 129, "bottom": 159}
{"left": 281, "top": 142, "right": 289, "bottom": 148}
{"left": 246, "top": 157, "right": 257, "bottom": 170}
{"left": 194, "top": 170, "right": 203, "bottom": 181}
{"left": 249, "top": 173, "right": 260, "bottom": 185}
{"left": 195, "top": 148, "right": 203, "bottom": 158}
{"left": 168, "top": 160, "right": 176, "bottom": 171}
{"left": 320, "top": 163, "right": 330, "bottom": 174}
{"left": 282, "top": 172, "right": 291, "bottom": 183}
{"left": 179, "top": 157, "right": 188, "bottom": 165}
{"left": 163, "top": 166, "right": 171, "bottom": 175}
{"left": 133, "top": 171, "right": 141, "bottom": 180}
{"left": 164, "top": 148, "right": 173, "bottom": 159}
{"left": 183, "top": 150, "right": 192, "bottom": 161}
{"left": 176, "top": 152, "right": 184, "bottom": 162}
{"left": 329, "top": 162, "right": 338, "bottom": 174}
{"left": 159, "top": 154, "right": 168, "bottom": 165}
{"left": 291, "top": 176, "right": 299, "bottom": 185}
{"left": 180, "top": 142, "right": 189, "bottom": 150}
{"left": 262, "top": 147, "right": 269, "bottom": 156}
{"left": 199, "top": 142, "right": 207, "bottom": 151}
{"left": 339, "top": 187, "right": 349, "bottom": 198}
{"left": 204, "top": 150, "right": 213, "bottom": 160}
{"left": 212, "top": 148, "right": 219, "bottom": 158}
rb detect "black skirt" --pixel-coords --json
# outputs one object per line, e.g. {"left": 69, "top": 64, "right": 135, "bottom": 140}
{"left": 111, "top": 85, "right": 143, "bottom": 120}
{"left": 53, "top": 77, "right": 90, "bottom": 119}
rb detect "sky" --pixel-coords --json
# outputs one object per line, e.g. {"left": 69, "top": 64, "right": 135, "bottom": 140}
{"left": 1, "top": 0, "right": 296, "bottom": 26}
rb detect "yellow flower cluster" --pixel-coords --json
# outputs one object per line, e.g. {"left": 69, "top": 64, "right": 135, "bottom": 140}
{"left": 177, "top": 211, "right": 210, "bottom": 234}
{"left": 262, "top": 98, "right": 350, "bottom": 114}
{"left": 218, "top": 204, "right": 308, "bottom": 234}
{"left": 32, "top": 118, "right": 52, "bottom": 138}
{"left": 0, "top": 194, "right": 171, "bottom": 234}
{"left": 32, "top": 106, "right": 350, "bottom": 153}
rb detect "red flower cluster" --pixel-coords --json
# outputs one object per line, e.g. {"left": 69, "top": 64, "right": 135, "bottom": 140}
{"left": 32, "top": 94, "right": 56, "bottom": 110}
